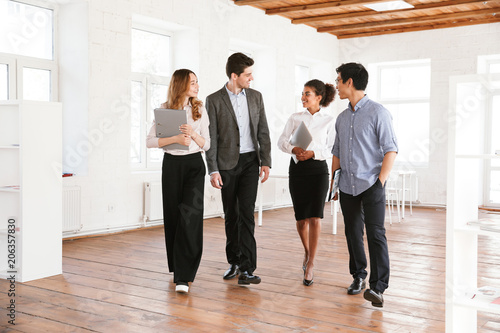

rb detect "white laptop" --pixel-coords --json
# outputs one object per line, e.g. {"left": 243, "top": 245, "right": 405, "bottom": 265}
{"left": 290, "top": 121, "right": 312, "bottom": 150}
{"left": 289, "top": 121, "right": 313, "bottom": 163}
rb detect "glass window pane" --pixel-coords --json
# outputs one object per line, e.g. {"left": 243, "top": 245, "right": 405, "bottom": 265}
{"left": 0, "top": 64, "right": 7, "bottom": 100}
{"left": 295, "top": 65, "right": 309, "bottom": 112}
{"left": 489, "top": 170, "right": 500, "bottom": 204}
{"left": 0, "top": 1, "right": 53, "bottom": 60}
{"left": 23, "top": 67, "right": 50, "bottom": 101}
{"left": 295, "top": 65, "right": 309, "bottom": 95}
{"left": 149, "top": 83, "right": 168, "bottom": 164}
{"left": 492, "top": 95, "right": 500, "bottom": 167}
{"left": 380, "top": 65, "right": 430, "bottom": 100}
{"left": 130, "top": 81, "right": 142, "bottom": 164}
{"left": 150, "top": 83, "right": 168, "bottom": 113}
{"left": 389, "top": 102, "right": 430, "bottom": 164}
{"left": 489, "top": 63, "right": 500, "bottom": 74}
{"left": 131, "top": 29, "right": 170, "bottom": 76}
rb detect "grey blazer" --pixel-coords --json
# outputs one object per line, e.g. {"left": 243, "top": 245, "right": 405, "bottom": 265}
{"left": 205, "top": 86, "right": 272, "bottom": 173}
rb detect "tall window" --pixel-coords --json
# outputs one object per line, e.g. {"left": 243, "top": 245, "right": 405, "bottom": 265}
{"left": 130, "top": 27, "right": 171, "bottom": 169}
{"left": 368, "top": 60, "right": 431, "bottom": 166}
{"left": 490, "top": 94, "right": 500, "bottom": 205}
{"left": 478, "top": 55, "right": 500, "bottom": 206}
{"left": 478, "top": 54, "right": 500, "bottom": 74}
{"left": 0, "top": 0, "right": 56, "bottom": 101}
{"left": 295, "top": 65, "right": 310, "bottom": 112}
{"left": 0, "top": 63, "right": 8, "bottom": 100}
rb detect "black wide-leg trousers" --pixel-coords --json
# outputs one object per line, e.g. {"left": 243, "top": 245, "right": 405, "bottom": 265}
{"left": 161, "top": 152, "right": 205, "bottom": 283}
{"left": 220, "top": 152, "right": 259, "bottom": 274}
{"left": 339, "top": 179, "right": 390, "bottom": 293}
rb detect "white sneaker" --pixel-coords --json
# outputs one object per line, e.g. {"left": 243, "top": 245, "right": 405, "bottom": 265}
{"left": 175, "top": 284, "right": 189, "bottom": 293}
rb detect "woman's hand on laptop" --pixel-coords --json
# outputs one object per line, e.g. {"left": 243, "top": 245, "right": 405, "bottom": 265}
{"left": 176, "top": 134, "right": 191, "bottom": 146}
{"left": 179, "top": 124, "right": 193, "bottom": 136}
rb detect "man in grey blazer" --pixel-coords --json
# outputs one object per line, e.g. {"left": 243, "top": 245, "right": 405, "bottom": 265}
{"left": 206, "top": 52, "right": 272, "bottom": 285}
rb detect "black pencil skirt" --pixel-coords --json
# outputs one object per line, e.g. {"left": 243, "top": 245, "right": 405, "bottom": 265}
{"left": 288, "top": 157, "right": 329, "bottom": 221}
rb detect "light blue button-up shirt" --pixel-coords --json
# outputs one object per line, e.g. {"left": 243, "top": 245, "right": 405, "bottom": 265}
{"left": 225, "top": 85, "right": 255, "bottom": 154}
{"left": 332, "top": 95, "right": 398, "bottom": 196}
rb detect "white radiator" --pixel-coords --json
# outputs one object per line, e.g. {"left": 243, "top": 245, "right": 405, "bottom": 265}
{"left": 144, "top": 182, "right": 163, "bottom": 222}
{"left": 63, "top": 186, "right": 82, "bottom": 233}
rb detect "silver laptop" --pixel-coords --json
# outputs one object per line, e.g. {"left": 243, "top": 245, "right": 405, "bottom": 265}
{"left": 154, "top": 108, "right": 188, "bottom": 150}
{"left": 290, "top": 121, "right": 312, "bottom": 150}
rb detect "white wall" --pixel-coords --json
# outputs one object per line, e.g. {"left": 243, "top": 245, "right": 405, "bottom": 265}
{"left": 338, "top": 23, "right": 500, "bottom": 205}
{"left": 60, "top": 0, "right": 339, "bottom": 235}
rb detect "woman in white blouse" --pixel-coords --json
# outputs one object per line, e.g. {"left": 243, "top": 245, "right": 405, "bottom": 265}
{"left": 278, "top": 79, "right": 336, "bottom": 286}
{"left": 146, "top": 69, "right": 210, "bottom": 293}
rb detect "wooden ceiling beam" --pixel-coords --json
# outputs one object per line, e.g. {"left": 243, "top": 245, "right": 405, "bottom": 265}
{"left": 233, "top": 0, "right": 280, "bottom": 5}
{"left": 335, "top": 16, "right": 500, "bottom": 38}
{"left": 317, "top": 7, "right": 500, "bottom": 33}
{"left": 292, "top": 0, "right": 495, "bottom": 25}
{"left": 265, "top": 0, "right": 389, "bottom": 15}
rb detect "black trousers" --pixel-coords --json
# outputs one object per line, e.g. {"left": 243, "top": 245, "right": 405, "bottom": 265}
{"left": 220, "top": 152, "right": 259, "bottom": 274}
{"left": 161, "top": 152, "right": 205, "bottom": 283}
{"left": 339, "top": 179, "right": 390, "bottom": 293}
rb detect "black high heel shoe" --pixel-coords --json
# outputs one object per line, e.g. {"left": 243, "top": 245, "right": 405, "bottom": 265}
{"left": 303, "top": 266, "right": 313, "bottom": 286}
{"left": 303, "top": 277, "right": 314, "bottom": 286}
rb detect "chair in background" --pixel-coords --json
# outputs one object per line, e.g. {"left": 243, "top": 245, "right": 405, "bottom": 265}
{"left": 385, "top": 173, "right": 401, "bottom": 224}
{"left": 395, "top": 170, "right": 416, "bottom": 219}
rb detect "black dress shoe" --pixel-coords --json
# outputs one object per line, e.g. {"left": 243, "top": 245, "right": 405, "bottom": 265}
{"left": 347, "top": 277, "right": 366, "bottom": 295}
{"left": 363, "top": 289, "right": 384, "bottom": 307}
{"left": 238, "top": 271, "right": 261, "bottom": 285}
{"left": 223, "top": 264, "right": 240, "bottom": 280}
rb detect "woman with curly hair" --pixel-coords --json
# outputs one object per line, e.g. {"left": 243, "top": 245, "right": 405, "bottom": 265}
{"left": 278, "top": 79, "right": 336, "bottom": 286}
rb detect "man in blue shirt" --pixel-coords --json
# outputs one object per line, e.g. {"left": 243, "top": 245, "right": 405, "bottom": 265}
{"left": 331, "top": 63, "right": 398, "bottom": 307}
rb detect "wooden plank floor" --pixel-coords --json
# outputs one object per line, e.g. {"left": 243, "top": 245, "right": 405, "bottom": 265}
{"left": 1, "top": 207, "right": 500, "bottom": 332}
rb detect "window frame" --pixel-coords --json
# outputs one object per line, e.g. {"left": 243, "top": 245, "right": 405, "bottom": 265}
{"left": 294, "top": 64, "right": 310, "bottom": 113}
{"left": 484, "top": 89, "right": 500, "bottom": 207}
{"left": 479, "top": 58, "right": 500, "bottom": 207}
{"left": 130, "top": 25, "right": 172, "bottom": 170}
{"left": 375, "top": 62, "right": 430, "bottom": 103}
{"left": 370, "top": 59, "right": 431, "bottom": 167}
{"left": 478, "top": 54, "right": 500, "bottom": 74}
{"left": 0, "top": 0, "right": 58, "bottom": 102}
{"left": 0, "top": 55, "right": 16, "bottom": 100}
{"left": 17, "top": 56, "right": 58, "bottom": 101}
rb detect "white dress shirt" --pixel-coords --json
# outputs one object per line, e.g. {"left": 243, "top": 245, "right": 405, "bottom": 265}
{"left": 146, "top": 103, "right": 210, "bottom": 155}
{"left": 278, "top": 109, "right": 335, "bottom": 161}
{"left": 225, "top": 85, "right": 255, "bottom": 154}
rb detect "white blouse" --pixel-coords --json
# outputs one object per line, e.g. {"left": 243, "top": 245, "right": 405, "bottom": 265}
{"left": 277, "top": 109, "right": 335, "bottom": 161}
{"left": 146, "top": 104, "right": 210, "bottom": 155}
